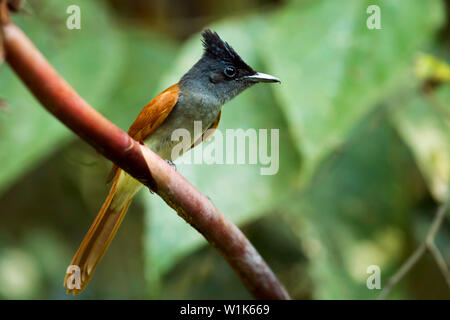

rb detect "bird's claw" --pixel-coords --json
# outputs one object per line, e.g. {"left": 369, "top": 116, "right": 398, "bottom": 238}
{"left": 165, "top": 159, "right": 177, "bottom": 171}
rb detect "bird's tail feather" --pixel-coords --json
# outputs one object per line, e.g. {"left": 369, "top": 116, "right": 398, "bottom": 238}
{"left": 64, "top": 170, "right": 140, "bottom": 295}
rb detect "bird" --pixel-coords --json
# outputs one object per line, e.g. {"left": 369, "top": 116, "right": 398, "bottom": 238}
{"left": 64, "top": 29, "right": 280, "bottom": 294}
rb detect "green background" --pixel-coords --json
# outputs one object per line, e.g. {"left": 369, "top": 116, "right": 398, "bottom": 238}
{"left": 0, "top": 0, "right": 449, "bottom": 299}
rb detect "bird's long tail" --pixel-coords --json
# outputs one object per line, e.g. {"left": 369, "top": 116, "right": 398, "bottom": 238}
{"left": 64, "top": 169, "right": 142, "bottom": 295}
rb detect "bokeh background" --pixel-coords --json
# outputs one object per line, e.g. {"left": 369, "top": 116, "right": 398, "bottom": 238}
{"left": 0, "top": 0, "right": 449, "bottom": 299}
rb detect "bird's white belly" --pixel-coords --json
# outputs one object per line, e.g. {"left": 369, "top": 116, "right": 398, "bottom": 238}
{"left": 111, "top": 93, "right": 221, "bottom": 209}
{"left": 144, "top": 93, "right": 221, "bottom": 161}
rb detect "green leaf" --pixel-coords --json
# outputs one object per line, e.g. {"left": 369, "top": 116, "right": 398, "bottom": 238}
{"left": 286, "top": 112, "right": 428, "bottom": 299}
{"left": 101, "top": 30, "right": 178, "bottom": 130}
{"left": 0, "top": 0, "right": 124, "bottom": 194}
{"left": 261, "top": 0, "right": 445, "bottom": 182}
{"left": 391, "top": 85, "right": 450, "bottom": 202}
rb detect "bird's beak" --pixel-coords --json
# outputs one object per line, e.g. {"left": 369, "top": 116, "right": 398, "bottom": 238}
{"left": 242, "top": 72, "right": 281, "bottom": 83}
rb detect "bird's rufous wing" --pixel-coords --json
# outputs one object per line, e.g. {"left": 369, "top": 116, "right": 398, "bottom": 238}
{"left": 127, "top": 84, "right": 180, "bottom": 141}
{"left": 107, "top": 84, "right": 180, "bottom": 182}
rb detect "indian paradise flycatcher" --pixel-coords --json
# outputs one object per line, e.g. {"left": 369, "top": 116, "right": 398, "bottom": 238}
{"left": 64, "top": 29, "right": 281, "bottom": 294}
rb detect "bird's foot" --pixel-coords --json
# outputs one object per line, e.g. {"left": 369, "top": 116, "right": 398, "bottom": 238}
{"left": 165, "top": 159, "right": 177, "bottom": 171}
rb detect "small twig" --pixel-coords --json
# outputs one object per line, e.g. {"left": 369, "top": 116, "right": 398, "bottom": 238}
{"left": 427, "top": 242, "right": 450, "bottom": 288}
{"left": 378, "top": 193, "right": 450, "bottom": 299}
{"left": 378, "top": 243, "right": 426, "bottom": 300}
{"left": 2, "top": 20, "right": 290, "bottom": 299}
{"left": 425, "top": 195, "right": 449, "bottom": 244}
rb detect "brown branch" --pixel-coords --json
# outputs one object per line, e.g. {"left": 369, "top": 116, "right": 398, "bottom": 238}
{"left": 2, "top": 21, "right": 290, "bottom": 300}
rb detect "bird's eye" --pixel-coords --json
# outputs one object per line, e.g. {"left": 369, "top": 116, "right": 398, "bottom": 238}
{"left": 224, "top": 66, "right": 236, "bottom": 78}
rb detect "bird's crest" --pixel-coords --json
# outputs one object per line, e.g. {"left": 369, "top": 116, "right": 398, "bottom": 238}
{"left": 201, "top": 29, "right": 255, "bottom": 73}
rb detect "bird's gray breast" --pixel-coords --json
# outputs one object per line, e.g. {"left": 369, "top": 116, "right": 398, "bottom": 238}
{"left": 144, "top": 89, "right": 222, "bottom": 160}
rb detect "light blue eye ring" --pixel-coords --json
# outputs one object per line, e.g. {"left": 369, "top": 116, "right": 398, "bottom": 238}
{"left": 224, "top": 65, "right": 236, "bottom": 78}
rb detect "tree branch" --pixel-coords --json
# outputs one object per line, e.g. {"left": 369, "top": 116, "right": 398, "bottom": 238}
{"left": 378, "top": 193, "right": 450, "bottom": 299}
{"left": 2, "top": 20, "right": 290, "bottom": 300}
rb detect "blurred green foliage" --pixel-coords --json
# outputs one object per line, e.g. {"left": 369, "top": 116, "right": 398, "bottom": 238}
{"left": 0, "top": 0, "right": 449, "bottom": 299}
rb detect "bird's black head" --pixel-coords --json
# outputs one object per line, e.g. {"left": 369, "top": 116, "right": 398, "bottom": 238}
{"left": 180, "top": 29, "right": 280, "bottom": 105}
